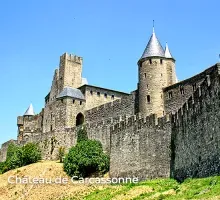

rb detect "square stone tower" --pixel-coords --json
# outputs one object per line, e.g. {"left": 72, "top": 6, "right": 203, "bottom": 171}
{"left": 58, "top": 53, "right": 83, "bottom": 92}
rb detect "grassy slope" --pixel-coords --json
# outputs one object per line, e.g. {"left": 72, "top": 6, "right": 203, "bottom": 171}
{"left": 1, "top": 161, "right": 220, "bottom": 200}
{"left": 66, "top": 176, "right": 220, "bottom": 200}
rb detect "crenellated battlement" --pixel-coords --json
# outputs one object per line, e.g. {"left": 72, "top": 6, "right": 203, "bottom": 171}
{"left": 172, "top": 64, "right": 220, "bottom": 127}
{"left": 60, "top": 52, "right": 83, "bottom": 64}
{"left": 110, "top": 113, "right": 171, "bottom": 134}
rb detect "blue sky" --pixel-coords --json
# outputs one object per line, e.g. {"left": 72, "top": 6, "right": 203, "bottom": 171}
{"left": 0, "top": 0, "right": 219, "bottom": 145}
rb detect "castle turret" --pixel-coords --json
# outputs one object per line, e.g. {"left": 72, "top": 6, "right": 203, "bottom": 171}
{"left": 165, "top": 43, "right": 177, "bottom": 86}
{"left": 138, "top": 28, "right": 176, "bottom": 117}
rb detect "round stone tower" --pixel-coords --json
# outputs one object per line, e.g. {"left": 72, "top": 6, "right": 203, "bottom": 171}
{"left": 138, "top": 28, "right": 176, "bottom": 117}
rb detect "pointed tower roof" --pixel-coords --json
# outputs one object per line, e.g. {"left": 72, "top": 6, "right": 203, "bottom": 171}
{"left": 140, "top": 28, "right": 165, "bottom": 60}
{"left": 24, "top": 104, "right": 35, "bottom": 116}
{"left": 165, "top": 43, "right": 173, "bottom": 59}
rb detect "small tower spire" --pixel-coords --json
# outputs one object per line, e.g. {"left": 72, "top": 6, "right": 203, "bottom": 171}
{"left": 165, "top": 42, "right": 173, "bottom": 59}
{"left": 153, "top": 20, "right": 155, "bottom": 33}
{"left": 140, "top": 23, "right": 165, "bottom": 60}
{"left": 24, "top": 104, "right": 35, "bottom": 116}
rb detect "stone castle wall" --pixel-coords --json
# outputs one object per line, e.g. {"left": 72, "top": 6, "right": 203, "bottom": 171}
{"left": 85, "top": 94, "right": 135, "bottom": 123}
{"left": 0, "top": 140, "right": 17, "bottom": 162}
{"left": 163, "top": 65, "right": 216, "bottom": 114}
{"left": 85, "top": 94, "right": 135, "bottom": 154}
{"left": 110, "top": 114, "right": 171, "bottom": 180}
{"left": 171, "top": 64, "right": 220, "bottom": 182}
{"left": 79, "top": 85, "right": 130, "bottom": 111}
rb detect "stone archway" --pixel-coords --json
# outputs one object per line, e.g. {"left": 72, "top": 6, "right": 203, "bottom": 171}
{"left": 76, "top": 113, "right": 84, "bottom": 126}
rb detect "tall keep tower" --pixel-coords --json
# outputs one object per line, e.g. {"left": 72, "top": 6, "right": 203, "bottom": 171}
{"left": 138, "top": 28, "right": 176, "bottom": 117}
{"left": 58, "top": 53, "right": 83, "bottom": 92}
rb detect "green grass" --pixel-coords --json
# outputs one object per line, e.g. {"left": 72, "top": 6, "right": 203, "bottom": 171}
{"left": 63, "top": 176, "right": 220, "bottom": 200}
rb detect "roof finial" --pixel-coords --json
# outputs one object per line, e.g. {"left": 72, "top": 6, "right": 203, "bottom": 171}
{"left": 153, "top": 20, "right": 155, "bottom": 33}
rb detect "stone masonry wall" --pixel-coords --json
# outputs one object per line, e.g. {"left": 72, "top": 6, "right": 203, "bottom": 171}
{"left": 85, "top": 94, "right": 135, "bottom": 123}
{"left": 110, "top": 114, "right": 171, "bottom": 180}
{"left": 0, "top": 140, "right": 17, "bottom": 162}
{"left": 85, "top": 94, "right": 135, "bottom": 154}
{"left": 164, "top": 65, "right": 216, "bottom": 114}
{"left": 79, "top": 85, "right": 130, "bottom": 111}
{"left": 20, "top": 127, "right": 78, "bottom": 160}
{"left": 171, "top": 64, "right": 220, "bottom": 182}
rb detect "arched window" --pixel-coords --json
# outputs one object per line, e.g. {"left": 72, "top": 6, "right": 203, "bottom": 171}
{"left": 76, "top": 113, "right": 84, "bottom": 126}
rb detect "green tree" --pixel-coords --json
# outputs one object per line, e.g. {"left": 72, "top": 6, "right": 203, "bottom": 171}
{"left": 21, "top": 143, "right": 41, "bottom": 165}
{"left": 5, "top": 143, "right": 23, "bottom": 171}
{"left": 64, "top": 140, "right": 109, "bottom": 178}
{"left": 0, "top": 162, "right": 6, "bottom": 174}
{"left": 77, "top": 127, "right": 88, "bottom": 143}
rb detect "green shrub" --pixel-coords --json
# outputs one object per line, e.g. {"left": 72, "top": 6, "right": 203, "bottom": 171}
{"left": 77, "top": 127, "right": 88, "bottom": 143}
{"left": 1, "top": 142, "right": 41, "bottom": 174}
{"left": 58, "top": 146, "right": 65, "bottom": 163}
{"left": 21, "top": 143, "right": 41, "bottom": 165}
{"left": 5, "top": 143, "right": 23, "bottom": 171}
{"left": 64, "top": 140, "right": 109, "bottom": 178}
{"left": 0, "top": 162, "right": 5, "bottom": 174}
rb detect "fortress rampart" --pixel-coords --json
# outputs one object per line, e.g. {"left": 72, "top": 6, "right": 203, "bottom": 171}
{"left": 171, "top": 64, "right": 220, "bottom": 181}
{"left": 109, "top": 113, "right": 171, "bottom": 180}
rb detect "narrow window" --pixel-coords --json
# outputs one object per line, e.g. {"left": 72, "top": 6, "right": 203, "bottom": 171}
{"left": 168, "top": 91, "right": 173, "bottom": 99}
{"left": 97, "top": 92, "right": 100, "bottom": 97}
{"left": 80, "top": 101, "right": 82, "bottom": 105}
{"left": 111, "top": 95, "right": 115, "bottom": 100}
{"left": 161, "top": 73, "right": 163, "bottom": 77}
{"left": 147, "top": 95, "right": 151, "bottom": 103}
{"left": 73, "top": 99, "right": 75, "bottom": 104}
{"left": 144, "top": 73, "right": 146, "bottom": 78}
{"left": 50, "top": 125, "right": 53, "bottom": 131}
{"left": 104, "top": 93, "right": 107, "bottom": 98}
{"left": 193, "top": 83, "right": 196, "bottom": 91}
{"left": 180, "top": 86, "right": 184, "bottom": 95}
{"left": 90, "top": 90, "right": 93, "bottom": 95}
{"left": 149, "top": 59, "right": 152, "bottom": 64}
{"left": 61, "top": 99, "right": 63, "bottom": 103}
{"left": 160, "top": 59, "right": 163, "bottom": 64}
{"left": 147, "top": 84, "right": 149, "bottom": 88}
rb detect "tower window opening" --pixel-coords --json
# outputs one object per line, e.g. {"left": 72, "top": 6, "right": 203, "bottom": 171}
{"left": 73, "top": 99, "right": 75, "bottom": 104}
{"left": 144, "top": 73, "right": 146, "bottom": 78}
{"left": 168, "top": 91, "right": 173, "bottom": 99}
{"left": 97, "top": 92, "right": 100, "bottom": 97}
{"left": 193, "top": 83, "right": 196, "bottom": 91}
{"left": 90, "top": 90, "right": 93, "bottom": 95}
{"left": 111, "top": 95, "right": 115, "bottom": 100}
{"left": 149, "top": 59, "right": 152, "bottom": 64}
{"left": 80, "top": 101, "right": 82, "bottom": 105}
{"left": 104, "top": 93, "right": 107, "bottom": 98}
{"left": 160, "top": 59, "right": 163, "bottom": 64}
{"left": 147, "top": 84, "right": 149, "bottom": 88}
{"left": 61, "top": 99, "right": 63, "bottom": 103}
{"left": 180, "top": 86, "right": 185, "bottom": 95}
{"left": 147, "top": 95, "right": 151, "bottom": 103}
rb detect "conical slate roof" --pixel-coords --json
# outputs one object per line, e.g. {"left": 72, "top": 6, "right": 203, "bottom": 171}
{"left": 165, "top": 43, "right": 173, "bottom": 59}
{"left": 24, "top": 104, "right": 35, "bottom": 116}
{"left": 141, "top": 29, "right": 165, "bottom": 59}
